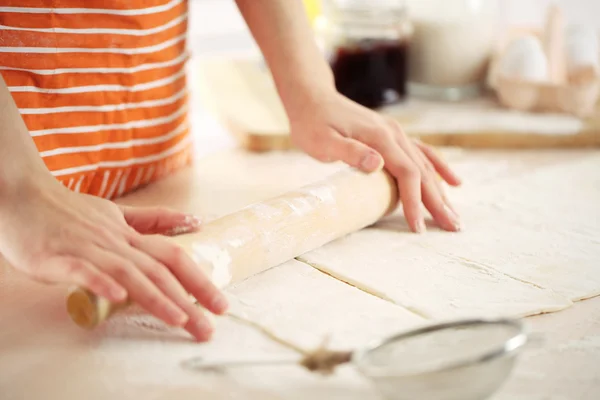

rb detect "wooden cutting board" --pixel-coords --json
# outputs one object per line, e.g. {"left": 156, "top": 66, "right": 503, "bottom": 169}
{"left": 196, "top": 57, "right": 600, "bottom": 151}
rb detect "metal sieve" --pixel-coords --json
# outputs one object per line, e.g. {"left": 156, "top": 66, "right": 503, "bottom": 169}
{"left": 182, "top": 317, "right": 532, "bottom": 400}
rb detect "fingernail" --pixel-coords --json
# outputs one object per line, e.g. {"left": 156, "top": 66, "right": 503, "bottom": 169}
{"left": 170, "top": 307, "right": 189, "bottom": 326}
{"left": 415, "top": 218, "right": 427, "bottom": 234}
{"left": 360, "top": 153, "right": 383, "bottom": 172}
{"left": 111, "top": 287, "right": 127, "bottom": 301}
{"left": 444, "top": 205, "right": 462, "bottom": 231}
{"left": 211, "top": 295, "right": 229, "bottom": 314}
{"left": 195, "top": 318, "right": 214, "bottom": 338}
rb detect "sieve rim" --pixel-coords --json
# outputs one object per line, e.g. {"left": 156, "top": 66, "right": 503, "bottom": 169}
{"left": 351, "top": 317, "right": 528, "bottom": 378}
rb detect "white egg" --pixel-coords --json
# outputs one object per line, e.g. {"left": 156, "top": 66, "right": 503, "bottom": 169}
{"left": 499, "top": 35, "right": 549, "bottom": 82}
{"left": 565, "top": 24, "right": 599, "bottom": 72}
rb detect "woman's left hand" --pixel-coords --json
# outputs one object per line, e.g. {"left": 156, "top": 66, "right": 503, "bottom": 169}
{"left": 285, "top": 88, "right": 463, "bottom": 234}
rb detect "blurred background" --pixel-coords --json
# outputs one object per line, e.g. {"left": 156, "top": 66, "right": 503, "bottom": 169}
{"left": 187, "top": 0, "right": 599, "bottom": 56}
{"left": 185, "top": 0, "right": 600, "bottom": 156}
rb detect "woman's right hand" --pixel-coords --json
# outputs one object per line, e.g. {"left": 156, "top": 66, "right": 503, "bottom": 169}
{"left": 0, "top": 177, "right": 228, "bottom": 342}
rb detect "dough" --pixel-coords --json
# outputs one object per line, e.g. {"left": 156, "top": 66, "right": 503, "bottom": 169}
{"left": 419, "top": 154, "right": 600, "bottom": 301}
{"left": 299, "top": 154, "right": 599, "bottom": 317}
{"left": 226, "top": 260, "right": 425, "bottom": 351}
{"left": 299, "top": 229, "right": 571, "bottom": 320}
{"left": 411, "top": 210, "right": 599, "bottom": 301}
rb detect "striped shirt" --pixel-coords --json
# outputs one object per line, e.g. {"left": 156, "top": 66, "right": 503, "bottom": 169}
{"left": 0, "top": 0, "right": 192, "bottom": 199}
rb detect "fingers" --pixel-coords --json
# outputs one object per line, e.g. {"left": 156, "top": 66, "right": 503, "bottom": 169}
{"left": 67, "top": 219, "right": 225, "bottom": 341}
{"left": 366, "top": 132, "right": 425, "bottom": 233}
{"left": 314, "top": 131, "right": 384, "bottom": 173}
{"left": 413, "top": 140, "right": 462, "bottom": 186}
{"left": 134, "top": 236, "right": 228, "bottom": 341}
{"left": 120, "top": 206, "right": 202, "bottom": 236}
{"left": 110, "top": 239, "right": 218, "bottom": 341}
{"left": 38, "top": 256, "right": 127, "bottom": 302}
{"left": 133, "top": 235, "right": 228, "bottom": 316}
{"left": 386, "top": 119, "right": 461, "bottom": 232}
{"left": 416, "top": 154, "right": 462, "bottom": 232}
{"left": 83, "top": 245, "right": 189, "bottom": 328}
{"left": 296, "top": 104, "right": 462, "bottom": 233}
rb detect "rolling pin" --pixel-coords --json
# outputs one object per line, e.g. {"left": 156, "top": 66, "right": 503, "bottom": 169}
{"left": 66, "top": 166, "right": 399, "bottom": 329}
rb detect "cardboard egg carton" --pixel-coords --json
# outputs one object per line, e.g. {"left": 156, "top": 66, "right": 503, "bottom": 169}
{"left": 488, "top": 5, "right": 600, "bottom": 117}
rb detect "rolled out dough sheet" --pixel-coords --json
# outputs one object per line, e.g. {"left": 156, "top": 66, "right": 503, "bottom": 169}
{"left": 416, "top": 217, "right": 598, "bottom": 301}
{"left": 299, "top": 154, "right": 598, "bottom": 317}
{"left": 298, "top": 230, "right": 571, "bottom": 320}
{"left": 226, "top": 260, "right": 425, "bottom": 351}
{"left": 416, "top": 156, "right": 600, "bottom": 301}
{"left": 461, "top": 153, "right": 600, "bottom": 231}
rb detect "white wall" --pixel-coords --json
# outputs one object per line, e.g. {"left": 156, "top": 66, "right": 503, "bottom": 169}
{"left": 500, "top": 0, "right": 600, "bottom": 29}
{"left": 187, "top": 0, "right": 599, "bottom": 56}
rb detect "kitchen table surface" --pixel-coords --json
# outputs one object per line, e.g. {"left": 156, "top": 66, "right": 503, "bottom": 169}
{"left": 1, "top": 143, "right": 599, "bottom": 400}
{"left": 2, "top": 1, "right": 599, "bottom": 398}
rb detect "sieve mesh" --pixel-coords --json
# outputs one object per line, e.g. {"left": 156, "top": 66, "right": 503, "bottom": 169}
{"left": 355, "top": 321, "right": 522, "bottom": 377}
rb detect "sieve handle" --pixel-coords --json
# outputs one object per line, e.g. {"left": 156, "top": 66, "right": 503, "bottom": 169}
{"left": 524, "top": 332, "right": 546, "bottom": 349}
{"left": 181, "top": 356, "right": 300, "bottom": 371}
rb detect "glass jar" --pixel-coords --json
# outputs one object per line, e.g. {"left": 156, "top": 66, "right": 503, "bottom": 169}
{"left": 315, "top": 0, "right": 413, "bottom": 109}
{"left": 406, "top": 0, "right": 500, "bottom": 101}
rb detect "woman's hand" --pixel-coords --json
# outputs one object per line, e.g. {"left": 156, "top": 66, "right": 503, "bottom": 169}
{"left": 0, "top": 179, "right": 227, "bottom": 341}
{"left": 286, "top": 88, "right": 463, "bottom": 233}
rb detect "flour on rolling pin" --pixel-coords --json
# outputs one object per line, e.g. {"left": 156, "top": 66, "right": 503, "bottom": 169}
{"left": 64, "top": 167, "right": 398, "bottom": 329}
{"left": 301, "top": 185, "right": 337, "bottom": 204}
{"left": 286, "top": 188, "right": 336, "bottom": 217}
{"left": 191, "top": 243, "right": 233, "bottom": 288}
{"left": 247, "top": 203, "right": 284, "bottom": 220}
{"left": 190, "top": 224, "right": 261, "bottom": 287}
{"left": 247, "top": 185, "right": 337, "bottom": 231}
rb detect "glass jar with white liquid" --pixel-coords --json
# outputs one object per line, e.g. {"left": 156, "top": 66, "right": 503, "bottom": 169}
{"left": 406, "top": 0, "right": 500, "bottom": 101}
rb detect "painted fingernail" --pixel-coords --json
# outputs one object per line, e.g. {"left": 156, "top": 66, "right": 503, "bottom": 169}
{"left": 211, "top": 295, "right": 229, "bottom": 314}
{"left": 360, "top": 153, "right": 382, "bottom": 172}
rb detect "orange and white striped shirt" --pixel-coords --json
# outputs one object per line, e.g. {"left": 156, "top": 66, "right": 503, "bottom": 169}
{"left": 0, "top": 0, "right": 192, "bottom": 199}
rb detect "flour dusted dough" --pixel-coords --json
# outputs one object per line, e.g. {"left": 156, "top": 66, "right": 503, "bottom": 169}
{"left": 299, "top": 229, "right": 571, "bottom": 320}
{"left": 419, "top": 154, "right": 600, "bottom": 301}
{"left": 226, "top": 260, "right": 425, "bottom": 351}
{"left": 412, "top": 209, "right": 600, "bottom": 301}
{"left": 300, "top": 154, "right": 599, "bottom": 316}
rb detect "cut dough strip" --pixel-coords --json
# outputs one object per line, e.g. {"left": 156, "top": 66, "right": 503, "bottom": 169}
{"left": 298, "top": 229, "right": 572, "bottom": 321}
{"left": 225, "top": 260, "right": 425, "bottom": 352}
{"left": 421, "top": 155, "right": 600, "bottom": 301}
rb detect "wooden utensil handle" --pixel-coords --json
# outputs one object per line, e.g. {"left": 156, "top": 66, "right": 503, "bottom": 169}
{"left": 66, "top": 166, "right": 399, "bottom": 329}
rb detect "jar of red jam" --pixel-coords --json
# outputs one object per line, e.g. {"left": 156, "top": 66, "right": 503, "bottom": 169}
{"left": 316, "top": 0, "right": 413, "bottom": 109}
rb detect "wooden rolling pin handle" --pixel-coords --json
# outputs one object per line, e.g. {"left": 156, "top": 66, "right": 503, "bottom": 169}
{"left": 66, "top": 286, "right": 130, "bottom": 329}
{"left": 66, "top": 167, "right": 399, "bottom": 329}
